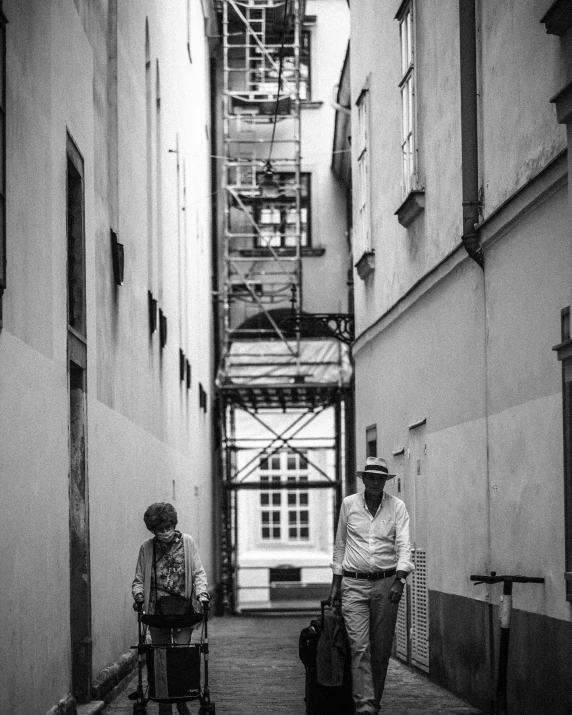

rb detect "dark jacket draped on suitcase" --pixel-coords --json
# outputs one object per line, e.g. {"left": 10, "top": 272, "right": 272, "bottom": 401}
{"left": 317, "top": 608, "right": 350, "bottom": 687}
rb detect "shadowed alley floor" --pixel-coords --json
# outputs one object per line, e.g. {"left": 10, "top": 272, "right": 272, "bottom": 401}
{"left": 103, "top": 614, "right": 484, "bottom": 714}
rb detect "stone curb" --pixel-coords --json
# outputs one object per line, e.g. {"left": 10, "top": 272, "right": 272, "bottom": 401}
{"left": 91, "top": 650, "right": 137, "bottom": 702}
{"left": 44, "top": 650, "right": 136, "bottom": 715}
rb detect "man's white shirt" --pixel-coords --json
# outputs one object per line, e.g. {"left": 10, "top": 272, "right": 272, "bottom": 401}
{"left": 331, "top": 491, "right": 415, "bottom": 575}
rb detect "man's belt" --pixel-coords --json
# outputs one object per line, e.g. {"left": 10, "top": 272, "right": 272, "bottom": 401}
{"left": 342, "top": 568, "right": 396, "bottom": 580}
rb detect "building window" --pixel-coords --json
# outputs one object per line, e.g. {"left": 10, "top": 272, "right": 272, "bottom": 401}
{"left": 0, "top": 5, "right": 7, "bottom": 322}
{"left": 254, "top": 172, "right": 311, "bottom": 248}
{"left": 260, "top": 470, "right": 282, "bottom": 541}
{"left": 398, "top": 1, "right": 416, "bottom": 197}
{"left": 555, "top": 307, "right": 572, "bottom": 601}
{"left": 356, "top": 86, "right": 371, "bottom": 256}
{"left": 366, "top": 424, "right": 377, "bottom": 458}
{"left": 260, "top": 450, "right": 310, "bottom": 542}
{"left": 67, "top": 136, "right": 86, "bottom": 337}
{"left": 287, "top": 449, "right": 309, "bottom": 540}
{"left": 250, "top": 28, "right": 311, "bottom": 102}
{"left": 300, "top": 29, "right": 311, "bottom": 101}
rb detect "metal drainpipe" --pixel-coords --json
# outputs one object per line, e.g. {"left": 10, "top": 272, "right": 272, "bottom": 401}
{"left": 459, "top": 0, "right": 484, "bottom": 269}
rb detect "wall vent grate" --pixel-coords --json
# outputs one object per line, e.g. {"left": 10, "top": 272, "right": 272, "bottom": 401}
{"left": 411, "top": 548, "right": 429, "bottom": 672}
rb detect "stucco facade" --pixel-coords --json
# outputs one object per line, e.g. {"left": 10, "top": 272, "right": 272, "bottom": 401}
{"left": 349, "top": 1, "right": 572, "bottom": 711}
{"left": 299, "top": 0, "right": 350, "bottom": 314}
{"left": 0, "top": 1, "right": 217, "bottom": 713}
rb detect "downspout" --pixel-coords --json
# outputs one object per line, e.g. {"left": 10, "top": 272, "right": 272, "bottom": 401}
{"left": 460, "top": 2, "right": 494, "bottom": 704}
{"left": 459, "top": 0, "right": 484, "bottom": 269}
{"left": 209, "top": 51, "right": 224, "bottom": 614}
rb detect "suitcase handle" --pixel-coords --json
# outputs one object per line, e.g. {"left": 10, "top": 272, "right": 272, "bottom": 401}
{"left": 320, "top": 598, "right": 342, "bottom": 627}
{"left": 320, "top": 598, "right": 329, "bottom": 628}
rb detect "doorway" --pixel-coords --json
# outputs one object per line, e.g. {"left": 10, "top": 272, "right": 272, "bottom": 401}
{"left": 408, "top": 421, "right": 429, "bottom": 672}
{"left": 69, "top": 361, "right": 92, "bottom": 701}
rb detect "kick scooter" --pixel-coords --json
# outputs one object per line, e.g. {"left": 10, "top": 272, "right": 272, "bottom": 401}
{"left": 470, "top": 572, "right": 544, "bottom": 715}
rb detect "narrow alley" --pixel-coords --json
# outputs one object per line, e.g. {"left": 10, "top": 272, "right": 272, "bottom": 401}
{"left": 3, "top": 1, "right": 572, "bottom": 713}
{"left": 101, "top": 615, "right": 483, "bottom": 715}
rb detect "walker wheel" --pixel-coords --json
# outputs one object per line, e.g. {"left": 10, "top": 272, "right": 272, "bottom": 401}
{"left": 199, "top": 704, "right": 215, "bottom": 714}
{"left": 132, "top": 703, "right": 147, "bottom": 715}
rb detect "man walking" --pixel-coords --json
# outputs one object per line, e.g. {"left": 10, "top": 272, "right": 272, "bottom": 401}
{"left": 329, "top": 456, "right": 414, "bottom": 715}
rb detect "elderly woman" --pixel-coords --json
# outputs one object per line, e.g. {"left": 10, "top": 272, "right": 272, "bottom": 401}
{"left": 132, "top": 502, "right": 209, "bottom": 715}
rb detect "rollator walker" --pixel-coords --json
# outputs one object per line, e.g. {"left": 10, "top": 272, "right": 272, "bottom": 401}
{"left": 131, "top": 600, "right": 216, "bottom": 715}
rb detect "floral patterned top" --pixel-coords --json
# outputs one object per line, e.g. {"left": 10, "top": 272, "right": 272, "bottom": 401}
{"left": 149, "top": 531, "right": 186, "bottom": 614}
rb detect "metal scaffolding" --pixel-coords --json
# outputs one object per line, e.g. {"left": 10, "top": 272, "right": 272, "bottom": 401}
{"left": 220, "top": 0, "right": 304, "bottom": 359}
{"left": 216, "top": 0, "right": 353, "bottom": 613}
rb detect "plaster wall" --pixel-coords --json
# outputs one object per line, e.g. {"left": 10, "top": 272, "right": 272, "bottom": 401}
{"left": 350, "top": 0, "right": 570, "bottom": 337}
{"left": 0, "top": 3, "right": 96, "bottom": 712}
{"left": 350, "top": 2, "right": 465, "bottom": 331}
{"left": 0, "top": 334, "right": 72, "bottom": 714}
{"left": 479, "top": 0, "right": 569, "bottom": 215}
{"left": 354, "top": 182, "right": 571, "bottom": 612}
{"left": 484, "top": 184, "right": 570, "bottom": 621}
{"left": 349, "top": 0, "right": 572, "bottom": 706}
{"left": 0, "top": 1, "right": 215, "bottom": 712}
{"left": 354, "top": 256, "right": 488, "bottom": 600}
{"left": 352, "top": 162, "right": 571, "bottom": 709}
{"left": 300, "top": 0, "right": 350, "bottom": 315}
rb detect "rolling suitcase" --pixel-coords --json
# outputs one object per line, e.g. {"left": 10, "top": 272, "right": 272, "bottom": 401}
{"left": 299, "top": 600, "right": 355, "bottom": 715}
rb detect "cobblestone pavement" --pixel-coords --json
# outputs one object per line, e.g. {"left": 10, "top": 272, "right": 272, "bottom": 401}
{"left": 103, "top": 614, "right": 483, "bottom": 715}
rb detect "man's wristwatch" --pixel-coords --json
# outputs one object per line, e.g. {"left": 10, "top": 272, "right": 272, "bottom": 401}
{"left": 397, "top": 576, "right": 407, "bottom": 585}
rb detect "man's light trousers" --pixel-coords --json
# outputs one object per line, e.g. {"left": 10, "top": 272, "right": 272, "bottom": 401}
{"left": 341, "top": 576, "right": 399, "bottom": 715}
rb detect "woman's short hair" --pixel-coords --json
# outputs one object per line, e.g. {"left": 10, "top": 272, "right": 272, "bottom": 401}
{"left": 143, "top": 502, "right": 178, "bottom": 532}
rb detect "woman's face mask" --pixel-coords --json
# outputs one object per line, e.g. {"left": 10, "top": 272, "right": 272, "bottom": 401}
{"left": 155, "top": 525, "right": 176, "bottom": 543}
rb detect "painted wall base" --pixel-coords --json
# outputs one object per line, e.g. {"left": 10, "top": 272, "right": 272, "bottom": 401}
{"left": 429, "top": 590, "right": 572, "bottom": 715}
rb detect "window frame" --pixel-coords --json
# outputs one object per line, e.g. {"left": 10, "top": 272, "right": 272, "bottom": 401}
{"left": 66, "top": 134, "right": 87, "bottom": 339}
{"left": 555, "top": 306, "right": 572, "bottom": 601}
{"left": 366, "top": 424, "right": 377, "bottom": 458}
{"left": 300, "top": 28, "right": 311, "bottom": 101}
{"left": 259, "top": 450, "right": 310, "bottom": 543}
{"left": 397, "top": 0, "right": 418, "bottom": 198}
{"left": 355, "top": 84, "right": 371, "bottom": 256}
{"left": 253, "top": 172, "right": 312, "bottom": 248}
{"left": 260, "top": 473, "right": 283, "bottom": 540}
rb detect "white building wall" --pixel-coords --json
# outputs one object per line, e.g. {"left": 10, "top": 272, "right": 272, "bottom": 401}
{"left": 0, "top": 1, "right": 216, "bottom": 712}
{"left": 349, "top": 0, "right": 572, "bottom": 710}
{"left": 301, "top": 0, "right": 350, "bottom": 314}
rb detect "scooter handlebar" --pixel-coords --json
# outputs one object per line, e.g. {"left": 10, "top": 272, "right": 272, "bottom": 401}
{"left": 470, "top": 574, "right": 545, "bottom": 584}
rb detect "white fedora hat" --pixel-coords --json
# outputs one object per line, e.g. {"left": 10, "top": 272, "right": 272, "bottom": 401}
{"left": 356, "top": 456, "right": 395, "bottom": 479}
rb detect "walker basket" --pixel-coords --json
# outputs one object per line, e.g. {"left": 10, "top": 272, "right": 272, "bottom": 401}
{"left": 146, "top": 644, "right": 201, "bottom": 703}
